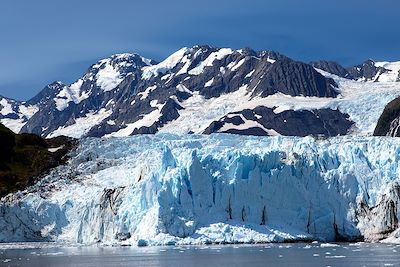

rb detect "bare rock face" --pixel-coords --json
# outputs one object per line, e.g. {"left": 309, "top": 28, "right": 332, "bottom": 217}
{"left": 348, "top": 59, "right": 389, "bottom": 81}
{"left": 203, "top": 106, "right": 353, "bottom": 137}
{"left": 357, "top": 183, "right": 400, "bottom": 241}
{"left": 21, "top": 54, "right": 152, "bottom": 137}
{"left": 251, "top": 59, "right": 338, "bottom": 98}
{"left": 310, "top": 60, "right": 353, "bottom": 79}
{"left": 374, "top": 96, "right": 400, "bottom": 137}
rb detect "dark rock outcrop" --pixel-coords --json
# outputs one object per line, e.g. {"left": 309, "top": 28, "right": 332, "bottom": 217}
{"left": 0, "top": 123, "right": 77, "bottom": 197}
{"left": 348, "top": 60, "right": 389, "bottom": 81}
{"left": 203, "top": 106, "right": 354, "bottom": 137}
{"left": 251, "top": 59, "right": 338, "bottom": 98}
{"left": 374, "top": 96, "right": 400, "bottom": 137}
{"left": 311, "top": 60, "right": 353, "bottom": 79}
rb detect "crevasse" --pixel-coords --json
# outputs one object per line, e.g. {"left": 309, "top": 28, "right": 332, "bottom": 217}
{"left": 1, "top": 134, "right": 400, "bottom": 245}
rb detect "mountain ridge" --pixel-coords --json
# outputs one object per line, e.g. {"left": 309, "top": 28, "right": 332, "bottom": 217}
{"left": 1, "top": 45, "right": 399, "bottom": 139}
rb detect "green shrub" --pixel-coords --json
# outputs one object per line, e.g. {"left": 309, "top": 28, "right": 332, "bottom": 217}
{"left": 15, "top": 133, "right": 47, "bottom": 148}
{"left": 0, "top": 124, "right": 15, "bottom": 164}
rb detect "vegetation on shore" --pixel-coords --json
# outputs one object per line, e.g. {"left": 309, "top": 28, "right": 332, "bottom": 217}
{"left": 0, "top": 123, "right": 76, "bottom": 197}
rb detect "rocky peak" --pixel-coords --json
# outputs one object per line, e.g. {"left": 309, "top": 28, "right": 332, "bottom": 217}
{"left": 27, "top": 81, "right": 67, "bottom": 107}
{"left": 310, "top": 60, "right": 352, "bottom": 79}
{"left": 348, "top": 59, "right": 389, "bottom": 81}
{"left": 251, "top": 58, "right": 338, "bottom": 97}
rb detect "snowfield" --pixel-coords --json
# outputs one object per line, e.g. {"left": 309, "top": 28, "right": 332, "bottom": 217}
{"left": 160, "top": 69, "right": 400, "bottom": 136}
{"left": 1, "top": 134, "right": 400, "bottom": 246}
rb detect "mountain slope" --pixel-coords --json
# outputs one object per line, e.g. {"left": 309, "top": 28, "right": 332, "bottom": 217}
{"left": 0, "top": 123, "right": 76, "bottom": 197}
{"left": 203, "top": 106, "right": 353, "bottom": 136}
{"left": 250, "top": 58, "right": 338, "bottom": 98}
{"left": 348, "top": 60, "right": 400, "bottom": 82}
{"left": 21, "top": 53, "right": 154, "bottom": 137}
{"left": 374, "top": 96, "right": 400, "bottom": 136}
{"left": 0, "top": 96, "right": 38, "bottom": 133}
{"left": 310, "top": 60, "right": 353, "bottom": 79}
{"left": 1, "top": 46, "right": 399, "bottom": 139}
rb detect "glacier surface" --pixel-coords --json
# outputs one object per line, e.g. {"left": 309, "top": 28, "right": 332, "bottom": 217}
{"left": 1, "top": 134, "right": 400, "bottom": 246}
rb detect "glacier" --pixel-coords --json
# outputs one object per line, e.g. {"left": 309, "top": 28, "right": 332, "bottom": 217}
{"left": 1, "top": 134, "right": 400, "bottom": 246}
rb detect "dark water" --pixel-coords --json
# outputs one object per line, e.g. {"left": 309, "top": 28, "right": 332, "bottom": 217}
{"left": 1, "top": 242, "right": 399, "bottom": 267}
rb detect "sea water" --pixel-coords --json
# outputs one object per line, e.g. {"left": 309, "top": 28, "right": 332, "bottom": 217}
{"left": 1, "top": 242, "right": 399, "bottom": 266}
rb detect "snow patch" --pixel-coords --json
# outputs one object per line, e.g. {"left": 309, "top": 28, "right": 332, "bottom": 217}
{"left": 0, "top": 118, "right": 26, "bottom": 133}
{"left": 204, "top": 78, "right": 214, "bottom": 87}
{"left": 266, "top": 57, "right": 276, "bottom": 64}
{"left": 0, "top": 98, "right": 13, "bottom": 115}
{"left": 245, "top": 70, "right": 255, "bottom": 78}
{"left": 47, "top": 108, "right": 112, "bottom": 138}
{"left": 106, "top": 107, "right": 164, "bottom": 137}
{"left": 48, "top": 146, "right": 64, "bottom": 153}
{"left": 158, "top": 85, "right": 251, "bottom": 134}
{"left": 219, "top": 114, "right": 281, "bottom": 136}
{"left": 374, "top": 61, "right": 400, "bottom": 82}
{"left": 142, "top": 48, "right": 189, "bottom": 79}
{"left": 55, "top": 80, "right": 90, "bottom": 111}
{"left": 230, "top": 58, "right": 246, "bottom": 72}
{"left": 18, "top": 104, "right": 38, "bottom": 118}
{"left": 138, "top": 85, "right": 157, "bottom": 100}
{"left": 0, "top": 98, "right": 38, "bottom": 133}
{"left": 188, "top": 48, "right": 233, "bottom": 75}
{"left": 95, "top": 61, "right": 124, "bottom": 92}
{"left": 176, "top": 84, "right": 192, "bottom": 94}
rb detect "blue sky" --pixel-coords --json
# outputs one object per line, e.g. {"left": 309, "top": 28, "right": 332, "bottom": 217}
{"left": 0, "top": 0, "right": 399, "bottom": 100}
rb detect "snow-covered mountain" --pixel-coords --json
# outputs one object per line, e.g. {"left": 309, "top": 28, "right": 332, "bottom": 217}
{"left": 2, "top": 47, "right": 400, "bottom": 246}
{"left": 21, "top": 53, "right": 154, "bottom": 137}
{"left": 0, "top": 96, "right": 38, "bottom": 133}
{"left": 312, "top": 59, "right": 400, "bottom": 82}
{"left": 1, "top": 45, "right": 400, "bottom": 138}
{"left": 347, "top": 60, "right": 400, "bottom": 82}
{"left": 310, "top": 60, "right": 353, "bottom": 79}
{"left": 1, "top": 134, "right": 400, "bottom": 245}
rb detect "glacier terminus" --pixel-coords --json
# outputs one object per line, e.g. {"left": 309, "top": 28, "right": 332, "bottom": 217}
{"left": 1, "top": 134, "right": 400, "bottom": 246}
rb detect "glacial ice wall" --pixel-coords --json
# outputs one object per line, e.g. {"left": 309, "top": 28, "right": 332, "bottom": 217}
{"left": 1, "top": 134, "right": 400, "bottom": 245}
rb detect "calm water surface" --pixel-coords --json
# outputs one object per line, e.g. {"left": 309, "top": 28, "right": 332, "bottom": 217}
{"left": 1, "top": 242, "right": 399, "bottom": 267}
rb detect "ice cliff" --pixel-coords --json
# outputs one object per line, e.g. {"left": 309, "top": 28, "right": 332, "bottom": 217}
{"left": 1, "top": 134, "right": 400, "bottom": 245}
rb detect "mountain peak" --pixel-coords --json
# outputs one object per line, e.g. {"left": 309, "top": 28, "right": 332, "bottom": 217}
{"left": 1, "top": 45, "right": 399, "bottom": 140}
{"left": 191, "top": 44, "right": 213, "bottom": 51}
{"left": 310, "top": 60, "right": 352, "bottom": 79}
{"left": 48, "top": 81, "right": 66, "bottom": 88}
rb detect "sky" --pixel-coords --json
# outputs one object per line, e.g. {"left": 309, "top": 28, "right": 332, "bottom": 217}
{"left": 0, "top": 0, "right": 399, "bottom": 100}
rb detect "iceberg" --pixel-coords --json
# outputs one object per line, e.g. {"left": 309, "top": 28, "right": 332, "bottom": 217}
{"left": 1, "top": 134, "right": 400, "bottom": 245}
